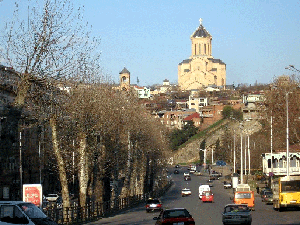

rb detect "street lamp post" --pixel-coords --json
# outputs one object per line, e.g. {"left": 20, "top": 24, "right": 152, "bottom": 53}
{"left": 286, "top": 92, "right": 290, "bottom": 177}
{"left": 234, "top": 129, "right": 236, "bottom": 173}
{"left": 240, "top": 132, "right": 243, "bottom": 184}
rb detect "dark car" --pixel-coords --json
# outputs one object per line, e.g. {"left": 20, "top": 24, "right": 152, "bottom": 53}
{"left": 146, "top": 198, "right": 162, "bottom": 213}
{"left": 153, "top": 208, "right": 195, "bottom": 225}
{"left": 175, "top": 164, "right": 180, "bottom": 168}
{"left": 260, "top": 187, "right": 272, "bottom": 198}
{"left": 174, "top": 169, "right": 179, "bottom": 174}
{"left": 222, "top": 204, "right": 252, "bottom": 225}
{"left": 262, "top": 192, "right": 273, "bottom": 204}
{"left": 184, "top": 175, "right": 191, "bottom": 181}
{"left": 207, "top": 179, "right": 214, "bottom": 187}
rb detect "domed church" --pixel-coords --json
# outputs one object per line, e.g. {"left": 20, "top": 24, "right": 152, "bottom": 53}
{"left": 178, "top": 19, "right": 226, "bottom": 91}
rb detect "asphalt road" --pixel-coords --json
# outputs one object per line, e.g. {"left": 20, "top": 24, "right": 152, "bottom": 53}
{"left": 88, "top": 166, "right": 300, "bottom": 225}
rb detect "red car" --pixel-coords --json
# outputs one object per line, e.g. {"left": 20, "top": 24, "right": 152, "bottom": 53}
{"left": 201, "top": 191, "right": 214, "bottom": 203}
{"left": 153, "top": 208, "right": 195, "bottom": 225}
{"left": 146, "top": 198, "right": 162, "bottom": 213}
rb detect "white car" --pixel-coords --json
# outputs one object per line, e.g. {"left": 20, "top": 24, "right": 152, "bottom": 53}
{"left": 184, "top": 172, "right": 190, "bottom": 176}
{"left": 181, "top": 188, "right": 192, "bottom": 197}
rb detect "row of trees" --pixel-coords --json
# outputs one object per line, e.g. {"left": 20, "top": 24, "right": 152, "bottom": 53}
{"left": 0, "top": 0, "right": 170, "bottom": 209}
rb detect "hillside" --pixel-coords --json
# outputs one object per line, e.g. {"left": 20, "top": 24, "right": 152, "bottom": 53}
{"left": 171, "top": 119, "right": 262, "bottom": 165}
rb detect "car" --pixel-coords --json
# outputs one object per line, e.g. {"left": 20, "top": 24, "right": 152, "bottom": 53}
{"left": 262, "top": 192, "right": 273, "bottom": 204}
{"left": 207, "top": 179, "right": 214, "bottom": 187}
{"left": 0, "top": 201, "right": 58, "bottom": 225}
{"left": 181, "top": 188, "right": 192, "bottom": 197}
{"left": 201, "top": 191, "right": 214, "bottom": 203}
{"left": 153, "top": 208, "right": 195, "bottom": 225}
{"left": 190, "top": 169, "right": 196, "bottom": 174}
{"left": 224, "top": 181, "right": 232, "bottom": 189}
{"left": 184, "top": 175, "right": 191, "bottom": 181}
{"left": 174, "top": 169, "right": 179, "bottom": 174}
{"left": 260, "top": 187, "right": 272, "bottom": 198}
{"left": 175, "top": 164, "right": 180, "bottom": 168}
{"left": 45, "top": 194, "right": 60, "bottom": 202}
{"left": 194, "top": 171, "right": 202, "bottom": 176}
{"left": 184, "top": 172, "right": 190, "bottom": 176}
{"left": 222, "top": 204, "right": 252, "bottom": 225}
{"left": 145, "top": 198, "right": 162, "bottom": 213}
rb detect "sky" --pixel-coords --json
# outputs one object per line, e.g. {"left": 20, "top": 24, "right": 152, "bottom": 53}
{"left": 0, "top": 0, "right": 300, "bottom": 87}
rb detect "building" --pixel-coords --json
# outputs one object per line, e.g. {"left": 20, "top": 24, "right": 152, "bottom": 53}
{"left": 133, "top": 86, "right": 151, "bottom": 99}
{"left": 178, "top": 19, "right": 226, "bottom": 91}
{"left": 188, "top": 96, "right": 208, "bottom": 112}
{"left": 242, "top": 93, "right": 265, "bottom": 120}
{"left": 262, "top": 150, "right": 300, "bottom": 176}
{"left": 119, "top": 67, "right": 131, "bottom": 91}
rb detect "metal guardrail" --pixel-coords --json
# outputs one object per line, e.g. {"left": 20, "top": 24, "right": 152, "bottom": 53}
{"left": 44, "top": 180, "right": 173, "bottom": 224}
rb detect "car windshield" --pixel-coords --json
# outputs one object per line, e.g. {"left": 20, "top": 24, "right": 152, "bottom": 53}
{"left": 225, "top": 205, "right": 249, "bottom": 213}
{"left": 235, "top": 193, "right": 251, "bottom": 199}
{"left": 163, "top": 209, "right": 190, "bottom": 218}
{"left": 18, "top": 203, "right": 47, "bottom": 219}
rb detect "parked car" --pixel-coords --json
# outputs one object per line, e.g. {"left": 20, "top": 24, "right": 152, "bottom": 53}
{"left": 224, "top": 181, "right": 232, "bottom": 189}
{"left": 181, "top": 188, "right": 192, "bottom": 197}
{"left": 45, "top": 194, "right": 60, "bottom": 202}
{"left": 184, "top": 175, "right": 191, "bottom": 181}
{"left": 175, "top": 164, "right": 180, "bottom": 168}
{"left": 0, "top": 201, "right": 58, "bottom": 225}
{"left": 201, "top": 191, "right": 214, "bottom": 203}
{"left": 146, "top": 198, "right": 162, "bottom": 213}
{"left": 174, "top": 169, "right": 179, "bottom": 174}
{"left": 153, "top": 208, "right": 195, "bottom": 225}
{"left": 222, "top": 204, "right": 252, "bottom": 225}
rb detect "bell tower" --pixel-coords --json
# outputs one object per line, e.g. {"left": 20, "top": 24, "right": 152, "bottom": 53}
{"left": 190, "top": 18, "right": 212, "bottom": 58}
{"left": 119, "top": 67, "right": 130, "bottom": 91}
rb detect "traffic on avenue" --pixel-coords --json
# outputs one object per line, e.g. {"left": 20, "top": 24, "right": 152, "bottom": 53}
{"left": 89, "top": 166, "right": 300, "bottom": 225}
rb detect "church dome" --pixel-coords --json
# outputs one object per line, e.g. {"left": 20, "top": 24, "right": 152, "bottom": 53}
{"left": 191, "top": 24, "right": 211, "bottom": 38}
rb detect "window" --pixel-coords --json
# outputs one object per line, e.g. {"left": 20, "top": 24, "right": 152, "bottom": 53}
{"left": 204, "top": 44, "right": 206, "bottom": 54}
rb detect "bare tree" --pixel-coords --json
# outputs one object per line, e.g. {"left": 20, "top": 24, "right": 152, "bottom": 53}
{"left": 1, "top": 0, "right": 100, "bottom": 210}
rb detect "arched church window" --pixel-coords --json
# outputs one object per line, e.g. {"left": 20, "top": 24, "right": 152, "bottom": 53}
{"left": 122, "top": 76, "right": 127, "bottom": 82}
{"left": 204, "top": 44, "right": 206, "bottom": 54}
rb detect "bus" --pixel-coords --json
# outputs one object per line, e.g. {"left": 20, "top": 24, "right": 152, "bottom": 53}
{"left": 272, "top": 175, "right": 300, "bottom": 211}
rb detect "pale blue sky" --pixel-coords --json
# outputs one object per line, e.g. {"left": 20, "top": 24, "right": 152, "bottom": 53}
{"left": 1, "top": 0, "right": 299, "bottom": 87}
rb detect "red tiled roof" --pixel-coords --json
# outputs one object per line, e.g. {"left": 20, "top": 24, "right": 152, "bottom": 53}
{"left": 183, "top": 112, "right": 200, "bottom": 121}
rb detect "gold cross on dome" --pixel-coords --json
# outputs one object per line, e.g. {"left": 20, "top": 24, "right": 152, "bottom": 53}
{"left": 199, "top": 18, "right": 203, "bottom": 25}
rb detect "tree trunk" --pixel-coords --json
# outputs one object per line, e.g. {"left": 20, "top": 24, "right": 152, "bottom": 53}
{"left": 49, "top": 117, "right": 70, "bottom": 209}
{"left": 78, "top": 132, "right": 89, "bottom": 207}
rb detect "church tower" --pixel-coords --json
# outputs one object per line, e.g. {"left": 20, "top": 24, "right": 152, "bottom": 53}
{"left": 119, "top": 67, "right": 130, "bottom": 91}
{"left": 178, "top": 19, "right": 226, "bottom": 91}
{"left": 191, "top": 18, "right": 212, "bottom": 58}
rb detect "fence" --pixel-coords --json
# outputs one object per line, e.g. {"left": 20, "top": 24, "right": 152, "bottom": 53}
{"left": 45, "top": 180, "right": 173, "bottom": 224}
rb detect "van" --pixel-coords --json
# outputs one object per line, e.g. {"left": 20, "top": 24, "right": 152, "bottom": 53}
{"left": 0, "top": 201, "right": 58, "bottom": 225}
{"left": 232, "top": 191, "right": 255, "bottom": 210}
{"left": 199, "top": 184, "right": 210, "bottom": 199}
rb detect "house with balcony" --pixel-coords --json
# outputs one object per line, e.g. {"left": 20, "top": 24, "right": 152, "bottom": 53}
{"left": 262, "top": 146, "right": 300, "bottom": 176}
